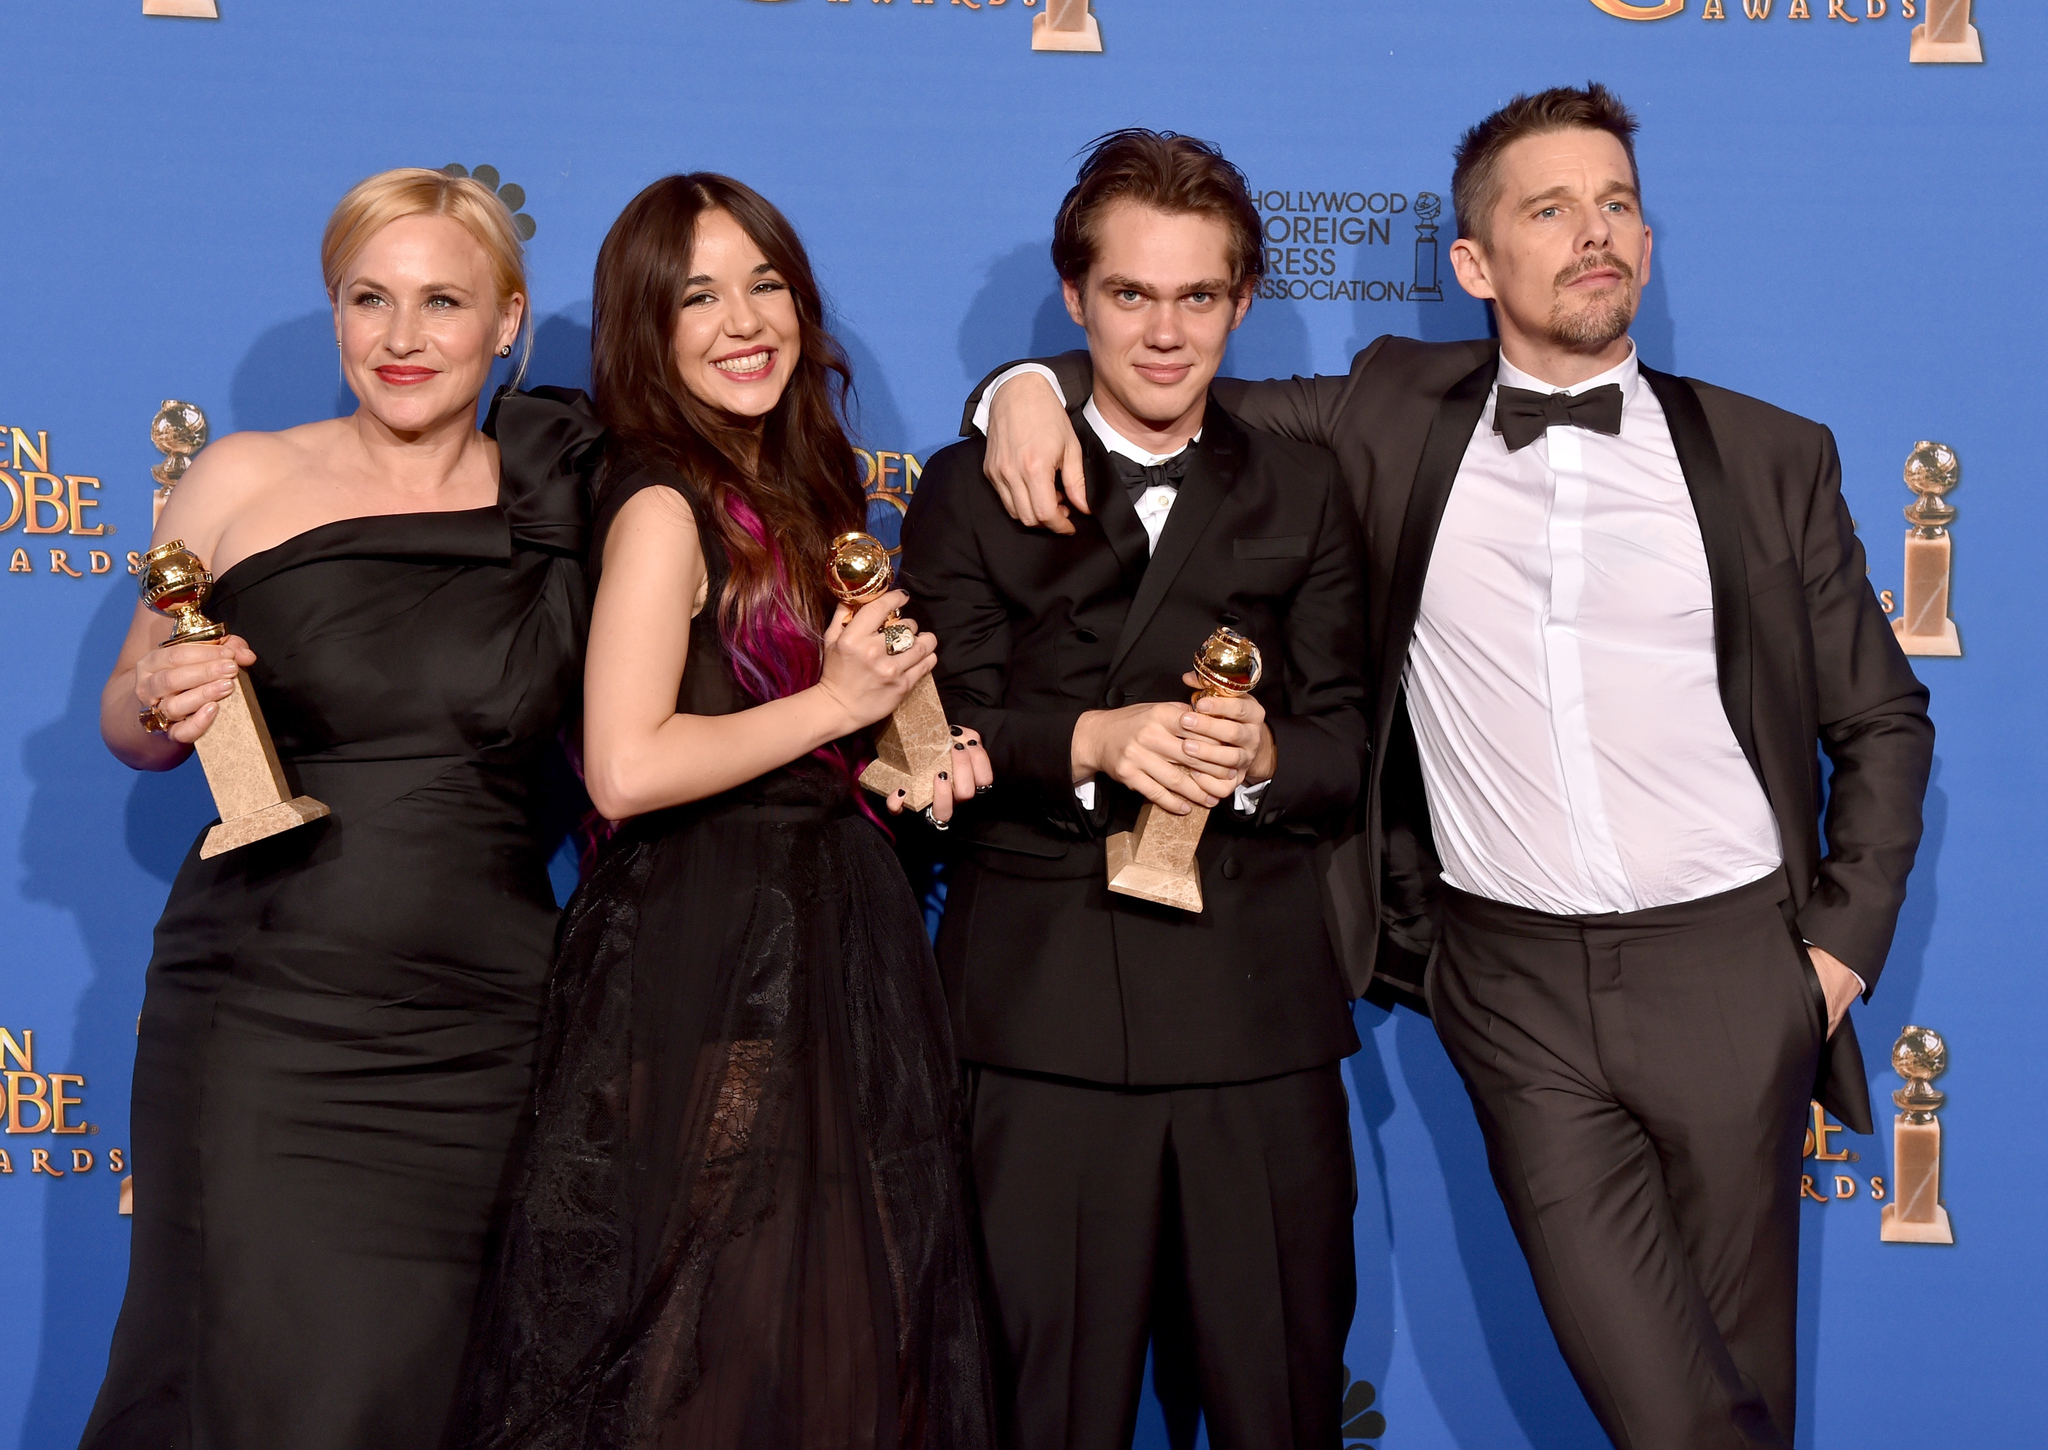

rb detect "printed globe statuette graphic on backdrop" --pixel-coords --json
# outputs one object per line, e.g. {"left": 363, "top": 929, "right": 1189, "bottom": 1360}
{"left": 1881, "top": 1026, "right": 1954, "bottom": 1244}
{"left": 1891, "top": 1025, "right": 1948, "bottom": 1116}
{"left": 150, "top": 399, "right": 209, "bottom": 524}
{"left": 1902, "top": 441, "right": 1959, "bottom": 532}
{"left": 442, "top": 164, "right": 537, "bottom": 240}
{"left": 148, "top": 402, "right": 206, "bottom": 480}
{"left": 1892, "top": 439, "right": 1962, "bottom": 656}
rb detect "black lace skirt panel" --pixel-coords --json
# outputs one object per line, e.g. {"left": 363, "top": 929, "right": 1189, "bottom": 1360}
{"left": 454, "top": 786, "right": 994, "bottom": 1450}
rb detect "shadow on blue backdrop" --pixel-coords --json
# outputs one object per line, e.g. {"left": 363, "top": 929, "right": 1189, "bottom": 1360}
{"left": 957, "top": 240, "right": 1085, "bottom": 397}
{"left": 1344, "top": 1007, "right": 1400, "bottom": 1435}
{"left": 229, "top": 310, "right": 353, "bottom": 433}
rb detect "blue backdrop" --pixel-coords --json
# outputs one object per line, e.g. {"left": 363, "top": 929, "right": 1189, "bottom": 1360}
{"left": 3, "top": 2, "right": 2039, "bottom": 1445}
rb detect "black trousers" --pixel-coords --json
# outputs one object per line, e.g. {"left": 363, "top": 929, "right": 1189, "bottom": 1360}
{"left": 966, "top": 1064, "right": 1356, "bottom": 1450}
{"left": 1429, "top": 873, "right": 1826, "bottom": 1450}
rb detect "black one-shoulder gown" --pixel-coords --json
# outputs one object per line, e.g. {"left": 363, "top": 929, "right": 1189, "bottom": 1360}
{"left": 79, "top": 391, "right": 595, "bottom": 1450}
{"left": 453, "top": 459, "right": 994, "bottom": 1450}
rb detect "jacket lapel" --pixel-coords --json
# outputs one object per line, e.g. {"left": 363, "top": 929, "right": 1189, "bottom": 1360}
{"left": 1105, "top": 398, "right": 1244, "bottom": 682}
{"left": 1381, "top": 354, "right": 1496, "bottom": 715}
{"left": 1639, "top": 365, "right": 1759, "bottom": 776}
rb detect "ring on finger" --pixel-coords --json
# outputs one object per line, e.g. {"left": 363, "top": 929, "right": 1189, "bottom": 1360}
{"left": 882, "top": 621, "right": 915, "bottom": 656}
{"left": 922, "top": 805, "right": 950, "bottom": 831}
{"left": 138, "top": 703, "right": 171, "bottom": 736}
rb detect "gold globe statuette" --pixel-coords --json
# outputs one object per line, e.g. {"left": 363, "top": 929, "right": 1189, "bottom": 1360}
{"left": 1880, "top": 1024, "right": 1955, "bottom": 1244}
{"left": 824, "top": 531, "right": 954, "bottom": 812}
{"left": 1104, "top": 627, "right": 1264, "bottom": 913}
{"left": 136, "top": 541, "right": 329, "bottom": 859}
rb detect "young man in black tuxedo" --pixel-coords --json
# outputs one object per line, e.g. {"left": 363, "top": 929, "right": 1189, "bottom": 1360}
{"left": 898, "top": 131, "right": 1367, "bottom": 1450}
{"left": 964, "top": 88, "right": 1933, "bottom": 1450}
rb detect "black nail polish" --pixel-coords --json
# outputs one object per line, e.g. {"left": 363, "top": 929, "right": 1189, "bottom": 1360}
{"left": 953, "top": 742, "right": 965, "bottom": 750}
{"left": 938, "top": 772, "right": 949, "bottom": 781}
{"left": 896, "top": 789, "right": 906, "bottom": 797}
{"left": 950, "top": 725, "right": 963, "bottom": 736}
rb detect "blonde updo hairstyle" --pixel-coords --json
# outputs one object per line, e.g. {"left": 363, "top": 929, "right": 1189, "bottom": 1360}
{"left": 320, "top": 167, "right": 533, "bottom": 385}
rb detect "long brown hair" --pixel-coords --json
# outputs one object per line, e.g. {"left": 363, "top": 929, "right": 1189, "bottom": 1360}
{"left": 591, "top": 174, "right": 864, "bottom": 700}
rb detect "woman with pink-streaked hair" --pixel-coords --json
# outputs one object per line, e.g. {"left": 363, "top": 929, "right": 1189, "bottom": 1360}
{"left": 453, "top": 174, "right": 994, "bottom": 1450}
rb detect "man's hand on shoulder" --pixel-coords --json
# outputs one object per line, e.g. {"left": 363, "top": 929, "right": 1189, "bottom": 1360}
{"left": 986, "top": 372, "right": 1088, "bottom": 534}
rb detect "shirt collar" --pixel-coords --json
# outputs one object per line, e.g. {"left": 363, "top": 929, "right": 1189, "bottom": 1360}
{"left": 1082, "top": 395, "right": 1201, "bottom": 468}
{"left": 1495, "top": 340, "right": 1639, "bottom": 406}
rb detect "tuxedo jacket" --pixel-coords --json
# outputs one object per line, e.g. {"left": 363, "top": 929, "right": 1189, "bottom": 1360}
{"left": 898, "top": 397, "right": 1366, "bottom": 1088}
{"left": 968, "top": 341, "right": 1934, "bottom": 1130}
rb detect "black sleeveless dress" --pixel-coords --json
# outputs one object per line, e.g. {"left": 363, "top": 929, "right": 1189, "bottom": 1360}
{"left": 79, "top": 390, "right": 596, "bottom": 1450}
{"left": 453, "top": 457, "right": 994, "bottom": 1450}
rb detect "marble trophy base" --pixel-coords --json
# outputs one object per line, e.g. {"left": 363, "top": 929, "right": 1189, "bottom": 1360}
{"left": 1910, "top": 23, "right": 1983, "bottom": 64}
{"left": 1879, "top": 1114, "right": 1955, "bottom": 1244}
{"left": 193, "top": 672, "right": 329, "bottom": 859}
{"left": 142, "top": 0, "right": 220, "bottom": 16}
{"left": 856, "top": 672, "right": 952, "bottom": 812}
{"left": 1893, "top": 532, "right": 1962, "bottom": 656}
{"left": 1881, "top": 1200, "right": 1955, "bottom": 1244}
{"left": 1106, "top": 800, "right": 1209, "bottom": 913}
{"left": 1032, "top": 10, "right": 1103, "bottom": 52}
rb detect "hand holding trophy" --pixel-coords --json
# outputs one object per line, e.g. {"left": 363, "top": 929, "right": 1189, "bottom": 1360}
{"left": 137, "top": 541, "right": 329, "bottom": 858}
{"left": 825, "top": 532, "right": 954, "bottom": 811}
{"left": 1105, "top": 626, "right": 1262, "bottom": 912}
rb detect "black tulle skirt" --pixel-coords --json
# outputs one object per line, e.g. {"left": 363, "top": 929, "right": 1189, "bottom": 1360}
{"left": 453, "top": 769, "right": 994, "bottom": 1450}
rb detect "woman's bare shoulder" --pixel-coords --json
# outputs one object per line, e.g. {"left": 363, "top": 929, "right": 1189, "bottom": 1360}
{"left": 151, "top": 423, "right": 340, "bottom": 556}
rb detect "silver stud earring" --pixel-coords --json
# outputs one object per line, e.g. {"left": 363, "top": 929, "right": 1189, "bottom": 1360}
{"left": 498, "top": 345, "right": 512, "bottom": 358}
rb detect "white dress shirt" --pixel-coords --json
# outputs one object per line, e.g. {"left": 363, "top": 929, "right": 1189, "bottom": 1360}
{"left": 1072, "top": 399, "right": 1266, "bottom": 816}
{"left": 1402, "top": 344, "right": 1782, "bottom": 916}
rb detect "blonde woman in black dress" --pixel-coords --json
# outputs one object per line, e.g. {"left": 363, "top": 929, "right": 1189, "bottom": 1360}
{"left": 87, "top": 170, "right": 592, "bottom": 1449}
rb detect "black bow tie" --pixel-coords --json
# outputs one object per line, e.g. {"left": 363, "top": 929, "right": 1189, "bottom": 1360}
{"left": 1106, "top": 449, "right": 1190, "bottom": 503}
{"left": 1493, "top": 383, "right": 1625, "bottom": 452}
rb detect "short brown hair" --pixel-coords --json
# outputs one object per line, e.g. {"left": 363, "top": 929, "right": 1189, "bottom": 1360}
{"left": 1451, "top": 83, "right": 1640, "bottom": 245}
{"left": 1050, "top": 129, "right": 1264, "bottom": 295}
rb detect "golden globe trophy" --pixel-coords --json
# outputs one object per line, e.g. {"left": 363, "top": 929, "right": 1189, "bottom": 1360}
{"left": 150, "top": 400, "right": 209, "bottom": 528}
{"left": 1104, "top": 627, "right": 1262, "bottom": 913}
{"left": 1910, "top": 0, "right": 1983, "bottom": 64}
{"left": 1880, "top": 1025, "right": 1956, "bottom": 1245}
{"left": 1032, "top": 0, "right": 1103, "bottom": 53}
{"left": 1891, "top": 441, "right": 1962, "bottom": 657}
{"left": 825, "top": 531, "right": 953, "bottom": 812}
{"left": 137, "top": 541, "right": 329, "bottom": 858}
